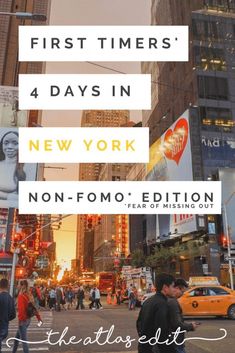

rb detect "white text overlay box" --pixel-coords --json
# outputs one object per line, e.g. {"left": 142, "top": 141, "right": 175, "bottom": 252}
{"left": 19, "top": 74, "right": 151, "bottom": 110}
{"left": 19, "top": 26, "right": 188, "bottom": 62}
{"left": 19, "top": 181, "right": 221, "bottom": 215}
{"left": 19, "top": 127, "right": 149, "bottom": 163}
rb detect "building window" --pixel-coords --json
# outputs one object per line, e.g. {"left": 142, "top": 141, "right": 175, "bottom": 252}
{"left": 200, "top": 106, "right": 232, "bottom": 120}
{"left": 194, "top": 46, "right": 226, "bottom": 71}
{"left": 200, "top": 107, "right": 234, "bottom": 131}
{"left": 112, "top": 165, "right": 121, "bottom": 172}
{"left": 112, "top": 176, "right": 121, "bottom": 181}
{"left": 204, "top": 0, "right": 235, "bottom": 12}
{"left": 192, "top": 19, "right": 220, "bottom": 41}
{"left": 198, "top": 76, "right": 229, "bottom": 100}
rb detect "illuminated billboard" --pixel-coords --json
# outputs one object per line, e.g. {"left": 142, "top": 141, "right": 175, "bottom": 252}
{"left": 0, "top": 127, "right": 37, "bottom": 208}
{"left": 219, "top": 168, "right": 235, "bottom": 242}
{"left": 146, "top": 110, "right": 198, "bottom": 241}
{"left": 202, "top": 132, "right": 235, "bottom": 178}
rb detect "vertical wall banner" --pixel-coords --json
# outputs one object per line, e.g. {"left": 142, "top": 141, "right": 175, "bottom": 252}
{"left": 147, "top": 110, "right": 193, "bottom": 181}
{"left": 0, "top": 208, "right": 8, "bottom": 253}
{"left": 0, "top": 127, "right": 37, "bottom": 209}
{"left": 0, "top": 86, "right": 28, "bottom": 127}
{"left": 34, "top": 226, "right": 40, "bottom": 253}
{"left": 219, "top": 168, "right": 235, "bottom": 242}
{"left": 146, "top": 110, "right": 198, "bottom": 241}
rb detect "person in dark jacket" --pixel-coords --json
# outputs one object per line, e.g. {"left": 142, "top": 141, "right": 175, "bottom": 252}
{"left": 76, "top": 286, "right": 85, "bottom": 310}
{"left": 89, "top": 287, "right": 96, "bottom": 309}
{"left": 0, "top": 279, "right": 16, "bottom": 353}
{"left": 136, "top": 273, "right": 176, "bottom": 353}
{"left": 168, "top": 279, "right": 198, "bottom": 353}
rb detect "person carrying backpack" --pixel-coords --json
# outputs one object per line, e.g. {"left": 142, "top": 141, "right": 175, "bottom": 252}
{"left": 12, "top": 280, "right": 42, "bottom": 353}
{"left": 0, "top": 278, "right": 16, "bottom": 353}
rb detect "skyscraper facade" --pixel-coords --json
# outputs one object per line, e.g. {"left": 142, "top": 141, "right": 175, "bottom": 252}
{"left": 139, "top": 0, "right": 235, "bottom": 280}
{"left": 0, "top": 0, "right": 50, "bottom": 86}
{"left": 93, "top": 163, "right": 132, "bottom": 273}
{"left": 142, "top": 0, "right": 204, "bottom": 143}
{"left": 76, "top": 110, "right": 130, "bottom": 271}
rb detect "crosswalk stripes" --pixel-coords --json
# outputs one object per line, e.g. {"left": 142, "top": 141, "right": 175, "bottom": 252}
{"left": 2, "top": 311, "right": 53, "bottom": 352}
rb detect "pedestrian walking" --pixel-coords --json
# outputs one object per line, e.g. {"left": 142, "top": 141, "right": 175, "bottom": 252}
{"left": 55, "top": 286, "right": 63, "bottom": 311}
{"left": 136, "top": 273, "right": 176, "bottom": 353}
{"left": 65, "top": 287, "right": 74, "bottom": 310}
{"left": 116, "top": 288, "right": 121, "bottom": 305}
{"left": 76, "top": 286, "right": 85, "bottom": 310}
{"left": 60, "top": 287, "right": 66, "bottom": 310}
{"left": 127, "top": 284, "right": 133, "bottom": 310}
{"left": 129, "top": 286, "right": 137, "bottom": 310}
{"left": 168, "top": 279, "right": 198, "bottom": 353}
{"left": 39, "top": 286, "right": 46, "bottom": 309}
{"left": 89, "top": 287, "right": 96, "bottom": 309}
{"left": 31, "top": 284, "right": 41, "bottom": 310}
{"left": 0, "top": 278, "right": 16, "bottom": 353}
{"left": 12, "top": 280, "right": 42, "bottom": 353}
{"left": 128, "top": 284, "right": 137, "bottom": 310}
{"left": 95, "top": 287, "right": 102, "bottom": 309}
{"left": 48, "top": 287, "right": 56, "bottom": 310}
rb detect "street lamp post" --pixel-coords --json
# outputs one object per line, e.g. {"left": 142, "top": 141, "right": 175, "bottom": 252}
{"left": 223, "top": 191, "right": 235, "bottom": 290}
{"left": 0, "top": 12, "right": 47, "bottom": 21}
{"left": 9, "top": 214, "right": 71, "bottom": 296}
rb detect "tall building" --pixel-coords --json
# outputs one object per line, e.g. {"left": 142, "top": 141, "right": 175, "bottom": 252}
{"left": 93, "top": 163, "right": 132, "bottom": 273}
{"left": 0, "top": 0, "right": 51, "bottom": 279}
{"left": 0, "top": 0, "right": 50, "bottom": 85}
{"left": 79, "top": 110, "right": 130, "bottom": 181}
{"left": 139, "top": 0, "right": 235, "bottom": 280}
{"left": 142, "top": 0, "right": 204, "bottom": 143}
{"left": 76, "top": 110, "right": 130, "bottom": 271}
{"left": 0, "top": 0, "right": 50, "bottom": 128}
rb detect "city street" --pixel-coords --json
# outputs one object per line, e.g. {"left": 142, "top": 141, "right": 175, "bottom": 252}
{"left": 1, "top": 2, "right": 235, "bottom": 353}
{"left": 2, "top": 303, "right": 235, "bottom": 353}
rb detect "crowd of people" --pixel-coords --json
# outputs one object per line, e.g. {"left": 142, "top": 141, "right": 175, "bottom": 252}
{"left": 24, "top": 283, "right": 141, "bottom": 312}
{"left": 0, "top": 274, "right": 201, "bottom": 353}
{"left": 21, "top": 283, "right": 104, "bottom": 312}
{"left": 0, "top": 279, "right": 105, "bottom": 353}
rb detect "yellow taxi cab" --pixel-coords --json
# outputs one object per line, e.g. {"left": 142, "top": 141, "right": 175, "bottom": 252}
{"left": 179, "top": 277, "right": 235, "bottom": 319}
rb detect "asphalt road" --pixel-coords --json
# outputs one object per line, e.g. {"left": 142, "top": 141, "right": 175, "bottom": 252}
{"left": 3, "top": 304, "right": 235, "bottom": 353}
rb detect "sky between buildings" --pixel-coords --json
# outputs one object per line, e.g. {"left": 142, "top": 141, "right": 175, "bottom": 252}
{"left": 42, "top": 0, "right": 151, "bottom": 269}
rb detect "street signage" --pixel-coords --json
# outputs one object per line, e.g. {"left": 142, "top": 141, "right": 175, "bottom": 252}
{"left": 35, "top": 255, "right": 49, "bottom": 268}
{"left": 224, "top": 255, "right": 235, "bottom": 265}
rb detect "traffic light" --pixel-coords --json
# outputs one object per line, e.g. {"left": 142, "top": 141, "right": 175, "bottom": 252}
{"left": 221, "top": 235, "right": 228, "bottom": 248}
{"left": 97, "top": 215, "right": 102, "bottom": 225}
{"left": 12, "top": 233, "right": 22, "bottom": 249}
